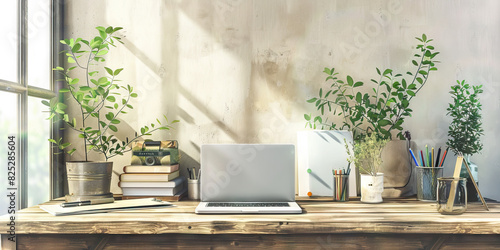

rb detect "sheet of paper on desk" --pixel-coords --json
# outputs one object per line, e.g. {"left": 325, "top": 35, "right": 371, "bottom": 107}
{"left": 40, "top": 198, "right": 174, "bottom": 216}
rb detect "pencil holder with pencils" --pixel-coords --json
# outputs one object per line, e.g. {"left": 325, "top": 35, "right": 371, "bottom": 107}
{"left": 333, "top": 169, "right": 349, "bottom": 201}
{"left": 416, "top": 166, "right": 443, "bottom": 201}
{"left": 409, "top": 146, "right": 449, "bottom": 201}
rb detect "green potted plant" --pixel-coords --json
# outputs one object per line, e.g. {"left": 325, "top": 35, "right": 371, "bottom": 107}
{"left": 446, "top": 80, "right": 483, "bottom": 201}
{"left": 43, "top": 26, "right": 178, "bottom": 202}
{"left": 346, "top": 133, "right": 388, "bottom": 203}
{"left": 304, "top": 34, "right": 439, "bottom": 197}
{"left": 304, "top": 34, "right": 439, "bottom": 141}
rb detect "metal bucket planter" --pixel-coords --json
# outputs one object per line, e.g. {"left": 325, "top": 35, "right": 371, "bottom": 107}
{"left": 66, "top": 161, "right": 113, "bottom": 202}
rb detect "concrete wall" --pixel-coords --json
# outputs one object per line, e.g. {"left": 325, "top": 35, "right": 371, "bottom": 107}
{"left": 63, "top": 0, "right": 500, "bottom": 200}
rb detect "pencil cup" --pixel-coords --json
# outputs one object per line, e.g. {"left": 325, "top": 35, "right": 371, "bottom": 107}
{"left": 333, "top": 174, "right": 349, "bottom": 201}
{"left": 437, "top": 177, "right": 467, "bottom": 215}
{"left": 416, "top": 166, "right": 443, "bottom": 201}
{"left": 188, "top": 179, "right": 200, "bottom": 200}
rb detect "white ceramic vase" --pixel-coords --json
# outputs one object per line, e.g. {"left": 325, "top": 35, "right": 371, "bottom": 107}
{"left": 360, "top": 173, "right": 384, "bottom": 203}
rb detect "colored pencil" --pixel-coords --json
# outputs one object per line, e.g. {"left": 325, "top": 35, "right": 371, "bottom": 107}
{"left": 420, "top": 150, "right": 426, "bottom": 167}
{"left": 439, "top": 148, "right": 449, "bottom": 167}
{"left": 409, "top": 149, "right": 419, "bottom": 166}
{"left": 425, "top": 145, "right": 429, "bottom": 167}
{"left": 435, "top": 147, "right": 442, "bottom": 168}
{"left": 432, "top": 147, "right": 435, "bottom": 168}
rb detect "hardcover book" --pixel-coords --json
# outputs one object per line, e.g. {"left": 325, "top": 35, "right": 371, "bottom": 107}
{"left": 119, "top": 171, "right": 179, "bottom": 182}
{"left": 123, "top": 164, "right": 179, "bottom": 173}
{"left": 119, "top": 176, "right": 186, "bottom": 188}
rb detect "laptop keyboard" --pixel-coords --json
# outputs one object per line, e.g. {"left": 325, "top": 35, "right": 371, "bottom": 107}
{"left": 207, "top": 202, "right": 290, "bottom": 207}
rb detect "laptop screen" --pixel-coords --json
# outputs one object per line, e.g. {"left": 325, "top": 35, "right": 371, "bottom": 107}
{"left": 200, "top": 144, "right": 295, "bottom": 202}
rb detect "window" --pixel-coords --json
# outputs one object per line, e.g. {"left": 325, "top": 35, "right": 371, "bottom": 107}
{"left": 0, "top": 0, "right": 57, "bottom": 215}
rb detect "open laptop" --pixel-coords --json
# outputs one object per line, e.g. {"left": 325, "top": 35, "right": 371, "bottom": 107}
{"left": 195, "top": 144, "right": 302, "bottom": 214}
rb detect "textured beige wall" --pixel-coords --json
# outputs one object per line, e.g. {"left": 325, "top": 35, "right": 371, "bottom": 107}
{"left": 62, "top": 0, "right": 500, "bottom": 200}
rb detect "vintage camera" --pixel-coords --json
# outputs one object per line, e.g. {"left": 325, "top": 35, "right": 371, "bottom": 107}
{"left": 131, "top": 141, "right": 179, "bottom": 166}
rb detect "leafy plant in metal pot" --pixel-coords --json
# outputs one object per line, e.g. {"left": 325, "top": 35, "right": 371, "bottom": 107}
{"left": 42, "top": 26, "right": 178, "bottom": 201}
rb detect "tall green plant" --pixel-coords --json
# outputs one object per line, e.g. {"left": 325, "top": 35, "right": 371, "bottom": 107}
{"left": 43, "top": 26, "right": 178, "bottom": 161}
{"left": 446, "top": 80, "right": 483, "bottom": 156}
{"left": 305, "top": 34, "right": 439, "bottom": 141}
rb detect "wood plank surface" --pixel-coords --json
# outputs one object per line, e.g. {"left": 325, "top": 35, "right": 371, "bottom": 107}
{"left": 0, "top": 198, "right": 499, "bottom": 235}
{"left": 9, "top": 234, "right": 500, "bottom": 250}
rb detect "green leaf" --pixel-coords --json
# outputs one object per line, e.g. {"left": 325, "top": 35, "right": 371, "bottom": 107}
{"left": 114, "top": 68, "right": 124, "bottom": 75}
{"left": 111, "top": 119, "right": 120, "bottom": 124}
{"left": 422, "top": 33, "right": 427, "bottom": 42}
{"left": 71, "top": 43, "right": 81, "bottom": 53}
{"left": 104, "top": 67, "right": 114, "bottom": 76}
{"left": 319, "top": 88, "right": 323, "bottom": 98}
{"left": 306, "top": 98, "right": 317, "bottom": 103}
{"left": 80, "top": 86, "right": 92, "bottom": 91}
{"left": 70, "top": 78, "right": 79, "bottom": 85}
{"left": 378, "top": 120, "right": 391, "bottom": 126}
{"left": 130, "top": 93, "right": 138, "bottom": 98}
{"left": 109, "top": 125, "right": 118, "bottom": 132}
{"left": 383, "top": 69, "right": 392, "bottom": 75}
{"left": 106, "top": 96, "right": 116, "bottom": 102}
{"left": 412, "top": 60, "right": 418, "bottom": 66}
{"left": 67, "top": 57, "right": 76, "bottom": 63}
{"left": 105, "top": 112, "right": 114, "bottom": 121}
{"left": 304, "top": 114, "right": 311, "bottom": 121}
{"left": 407, "top": 90, "right": 416, "bottom": 96}
{"left": 376, "top": 68, "right": 381, "bottom": 75}
{"left": 353, "top": 81, "right": 363, "bottom": 87}
{"left": 347, "top": 75, "right": 354, "bottom": 86}
{"left": 355, "top": 92, "right": 362, "bottom": 103}
{"left": 97, "top": 50, "right": 108, "bottom": 56}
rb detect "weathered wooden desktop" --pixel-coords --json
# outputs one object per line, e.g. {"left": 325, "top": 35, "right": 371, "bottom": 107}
{"left": 1, "top": 197, "right": 499, "bottom": 249}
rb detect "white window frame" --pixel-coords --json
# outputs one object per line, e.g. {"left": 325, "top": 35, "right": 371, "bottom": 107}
{"left": 0, "top": 0, "right": 60, "bottom": 209}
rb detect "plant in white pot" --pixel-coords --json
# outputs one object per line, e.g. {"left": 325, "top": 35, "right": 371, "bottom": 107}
{"left": 43, "top": 26, "right": 178, "bottom": 202}
{"left": 304, "top": 34, "right": 440, "bottom": 197}
{"left": 346, "top": 133, "right": 388, "bottom": 203}
{"left": 446, "top": 80, "right": 483, "bottom": 202}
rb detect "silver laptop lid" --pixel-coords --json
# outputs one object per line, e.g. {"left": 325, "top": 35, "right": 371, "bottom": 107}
{"left": 200, "top": 144, "right": 295, "bottom": 202}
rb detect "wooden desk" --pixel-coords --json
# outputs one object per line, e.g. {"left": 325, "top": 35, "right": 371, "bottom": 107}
{"left": 1, "top": 197, "right": 499, "bottom": 249}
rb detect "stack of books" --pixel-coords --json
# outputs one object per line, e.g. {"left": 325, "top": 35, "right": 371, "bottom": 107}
{"left": 119, "top": 141, "right": 187, "bottom": 201}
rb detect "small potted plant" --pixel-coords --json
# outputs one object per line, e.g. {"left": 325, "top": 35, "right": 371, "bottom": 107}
{"left": 446, "top": 80, "right": 483, "bottom": 201}
{"left": 346, "top": 133, "right": 388, "bottom": 203}
{"left": 43, "top": 26, "right": 178, "bottom": 202}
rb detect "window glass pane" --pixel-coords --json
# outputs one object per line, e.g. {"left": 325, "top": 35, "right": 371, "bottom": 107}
{"left": 0, "top": 1, "right": 19, "bottom": 82}
{"left": 27, "top": 97, "right": 50, "bottom": 207}
{"left": 0, "top": 92, "right": 19, "bottom": 215}
{"left": 28, "top": 0, "right": 51, "bottom": 89}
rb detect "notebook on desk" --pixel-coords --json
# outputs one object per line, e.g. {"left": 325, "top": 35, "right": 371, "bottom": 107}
{"left": 195, "top": 144, "right": 302, "bottom": 214}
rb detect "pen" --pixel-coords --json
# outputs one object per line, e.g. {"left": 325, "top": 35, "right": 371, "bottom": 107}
{"left": 192, "top": 167, "right": 197, "bottom": 180}
{"left": 60, "top": 197, "right": 114, "bottom": 208}
{"left": 187, "top": 168, "right": 192, "bottom": 179}
{"left": 409, "top": 148, "right": 419, "bottom": 166}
